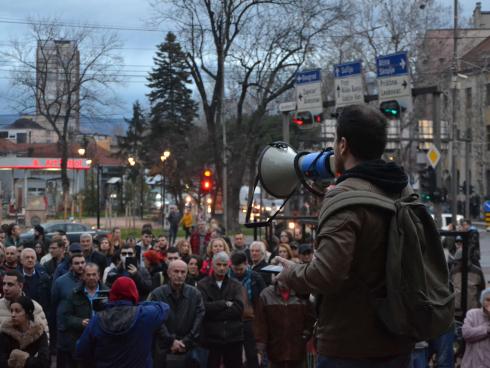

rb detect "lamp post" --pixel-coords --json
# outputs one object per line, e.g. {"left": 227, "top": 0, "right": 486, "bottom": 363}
{"left": 160, "top": 150, "right": 171, "bottom": 230}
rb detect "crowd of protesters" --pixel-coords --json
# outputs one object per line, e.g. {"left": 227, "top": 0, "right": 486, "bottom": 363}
{"left": 0, "top": 211, "right": 489, "bottom": 367}
{"left": 0, "top": 217, "right": 318, "bottom": 368}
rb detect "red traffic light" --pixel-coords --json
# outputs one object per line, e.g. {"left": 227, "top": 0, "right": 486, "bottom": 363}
{"left": 201, "top": 179, "right": 212, "bottom": 192}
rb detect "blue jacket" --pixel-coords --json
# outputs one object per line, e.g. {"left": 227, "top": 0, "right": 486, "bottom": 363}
{"left": 76, "top": 300, "right": 169, "bottom": 368}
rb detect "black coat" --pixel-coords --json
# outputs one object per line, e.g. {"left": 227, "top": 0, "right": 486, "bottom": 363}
{"left": 0, "top": 320, "right": 49, "bottom": 368}
{"left": 149, "top": 284, "right": 205, "bottom": 366}
{"left": 252, "top": 259, "right": 272, "bottom": 286}
{"left": 85, "top": 250, "right": 108, "bottom": 276}
{"left": 197, "top": 275, "right": 245, "bottom": 346}
{"left": 22, "top": 266, "right": 51, "bottom": 317}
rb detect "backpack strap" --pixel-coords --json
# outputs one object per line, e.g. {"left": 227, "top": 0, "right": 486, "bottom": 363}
{"left": 320, "top": 190, "right": 397, "bottom": 222}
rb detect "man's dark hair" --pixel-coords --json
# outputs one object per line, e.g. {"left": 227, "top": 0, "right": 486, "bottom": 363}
{"left": 141, "top": 229, "right": 152, "bottom": 236}
{"left": 70, "top": 254, "right": 85, "bottom": 264}
{"left": 57, "top": 230, "right": 66, "bottom": 236}
{"left": 167, "top": 247, "right": 179, "bottom": 254}
{"left": 231, "top": 251, "right": 248, "bottom": 266}
{"left": 336, "top": 104, "right": 387, "bottom": 160}
{"left": 50, "top": 236, "right": 64, "bottom": 248}
{"left": 5, "top": 270, "right": 24, "bottom": 284}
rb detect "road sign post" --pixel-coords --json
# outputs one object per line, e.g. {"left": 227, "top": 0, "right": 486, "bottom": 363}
{"left": 376, "top": 52, "right": 412, "bottom": 112}
{"left": 295, "top": 69, "right": 323, "bottom": 115}
{"left": 333, "top": 61, "right": 364, "bottom": 110}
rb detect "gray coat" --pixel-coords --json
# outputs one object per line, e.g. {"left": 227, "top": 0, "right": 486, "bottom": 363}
{"left": 462, "top": 308, "right": 490, "bottom": 368}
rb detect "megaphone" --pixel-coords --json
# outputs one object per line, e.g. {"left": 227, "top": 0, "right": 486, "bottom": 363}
{"left": 245, "top": 141, "right": 336, "bottom": 227}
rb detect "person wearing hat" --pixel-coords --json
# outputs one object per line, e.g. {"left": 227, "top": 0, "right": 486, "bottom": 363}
{"left": 76, "top": 276, "right": 169, "bottom": 368}
{"left": 0, "top": 296, "right": 49, "bottom": 368}
{"left": 461, "top": 288, "right": 490, "bottom": 367}
{"left": 298, "top": 244, "right": 313, "bottom": 264}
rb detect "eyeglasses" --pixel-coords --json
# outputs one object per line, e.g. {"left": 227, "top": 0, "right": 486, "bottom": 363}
{"left": 121, "top": 252, "right": 134, "bottom": 256}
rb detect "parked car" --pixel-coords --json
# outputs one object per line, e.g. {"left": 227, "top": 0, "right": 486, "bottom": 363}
{"left": 20, "top": 221, "right": 110, "bottom": 245}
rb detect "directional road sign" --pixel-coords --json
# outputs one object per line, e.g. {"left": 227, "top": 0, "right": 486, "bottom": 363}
{"left": 278, "top": 101, "right": 296, "bottom": 112}
{"left": 295, "top": 69, "right": 323, "bottom": 114}
{"left": 376, "top": 52, "right": 412, "bottom": 110}
{"left": 333, "top": 61, "right": 364, "bottom": 109}
{"left": 426, "top": 144, "right": 441, "bottom": 169}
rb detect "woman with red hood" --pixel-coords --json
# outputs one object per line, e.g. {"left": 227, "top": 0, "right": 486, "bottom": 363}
{"left": 76, "top": 276, "right": 169, "bottom": 368}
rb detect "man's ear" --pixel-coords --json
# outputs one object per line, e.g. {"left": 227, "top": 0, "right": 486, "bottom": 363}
{"left": 338, "top": 137, "right": 349, "bottom": 156}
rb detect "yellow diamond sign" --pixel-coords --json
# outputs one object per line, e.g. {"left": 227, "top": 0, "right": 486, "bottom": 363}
{"left": 427, "top": 144, "right": 441, "bottom": 168}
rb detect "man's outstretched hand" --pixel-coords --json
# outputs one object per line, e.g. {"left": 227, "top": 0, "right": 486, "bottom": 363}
{"left": 273, "top": 256, "right": 296, "bottom": 285}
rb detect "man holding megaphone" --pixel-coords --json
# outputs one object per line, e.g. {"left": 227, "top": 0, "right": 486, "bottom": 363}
{"left": 274, "top": 104, "right": 453, "bottom": 368}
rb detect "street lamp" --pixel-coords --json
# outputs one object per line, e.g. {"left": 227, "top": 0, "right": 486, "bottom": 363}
{"left": 160, "top": 150, "right": 171, "bottom": 229}
{"left": 78, "top": 147, "right": 86, "bottom": 156}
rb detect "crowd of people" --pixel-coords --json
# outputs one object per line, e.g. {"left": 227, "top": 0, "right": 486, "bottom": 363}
{"left": 0, "top": 218, "right": 317, "bottom": 368}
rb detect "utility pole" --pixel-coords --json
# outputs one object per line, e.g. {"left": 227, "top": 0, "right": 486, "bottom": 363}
{"left": 465, "top": 128, "right": 471, "bottom": 218}
{"left": 432, "top": 92, "right": 442, "bottom": 226}
{"left": 451, "top": 0, "right": 459, "bottom": 225}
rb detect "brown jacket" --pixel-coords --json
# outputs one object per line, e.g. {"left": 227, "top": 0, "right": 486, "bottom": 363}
{"left": 283, "top": 177, "right": 414, "bottom": 358}
{"left": 254, "top": 285, "right": 315, "bottom": 362}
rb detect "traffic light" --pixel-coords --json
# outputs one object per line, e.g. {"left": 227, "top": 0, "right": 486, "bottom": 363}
{"left": 292, "top": 111, "right": 314, "bottom": 127}
{"left": 200, "top": 169, "right": 213, "bottom": 193}
{"left": 380, "top": 100, "right": 401, "bottom": 119}
{"left": 419, "top": 167, "right": 436, "bottom": 199}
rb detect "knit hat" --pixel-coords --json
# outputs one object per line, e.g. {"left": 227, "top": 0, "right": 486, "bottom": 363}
{"left": 480, "top": 287, "right": 490, "bottom": 304}
{"left": 109, "top": 276, "right": 139, "bottom": 304}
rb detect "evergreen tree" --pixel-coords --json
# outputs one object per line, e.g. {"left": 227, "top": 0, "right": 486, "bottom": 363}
{"left": 147, "top": 32, "right": 197, "bottom": 134}
{"left": 146, "top": 32, "right": 200, "bottom": 211}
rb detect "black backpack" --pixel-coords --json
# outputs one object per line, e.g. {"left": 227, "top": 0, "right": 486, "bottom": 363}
{"left": 319, "top": 190, "right": 454, "bottom": 341}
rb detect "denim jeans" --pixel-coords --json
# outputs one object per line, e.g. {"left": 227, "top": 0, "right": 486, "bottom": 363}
{"left": 428, "top": 328, "right": 455, "bottom": 368}
{"left": 317, "top": 354, "right": 411, "bottom": 368}
{"left": 410, "top": 348, "right": 428, "bottom": 368}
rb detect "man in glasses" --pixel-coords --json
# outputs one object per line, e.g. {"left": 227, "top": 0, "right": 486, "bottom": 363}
{"left": 106, "top": 245, "right": 152, "bottom": 300}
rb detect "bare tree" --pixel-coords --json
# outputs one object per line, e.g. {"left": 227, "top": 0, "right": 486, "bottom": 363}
{"left": 2, "top": 18, "right": 123, "bottom": 217}
{"left": 150, "top": 0, "right": 347, "bottom": 229}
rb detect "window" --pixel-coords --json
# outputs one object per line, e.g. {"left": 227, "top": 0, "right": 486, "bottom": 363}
{"left": 0, "top": 131, "right": 7, "bottom": 138}
{"left": 465, "top": 88, "right": 472, "bottom": 111}
{"left": 66, "top": 223, "right": 87, "bottom": 232}
{"left": 486, "top": 84, "right": 490, "bottom": 106}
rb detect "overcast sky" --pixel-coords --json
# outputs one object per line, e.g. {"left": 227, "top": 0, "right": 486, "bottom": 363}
{"left": 0, "top": 0, "right": 477, "bottom": 119}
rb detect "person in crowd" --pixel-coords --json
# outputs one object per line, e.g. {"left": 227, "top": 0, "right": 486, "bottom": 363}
{"left": 40, "top": 231, "right": 69, "bottom": 266}
{"left": 166, "top": 247, "right": 181, "bottom": 264}
{"left": 143, "top": 249, "right": 167, "bottom": 290}
{"left": 175, "top": 239, "right": 192, "bottom": 264}
{"left": 0, "top": 228, "right": 6, "bottom": 248}
{"left": 298, "top": 244, "right": 314, "bottom": 264}
{"left": 0, "top": 271, "right": 49, "bottom": 335}
{"left": 180, "top": 208, "right": 193, "bottom": 240}
{"left": 102, "top": 252, "right": 120, "bottom": 285}
{"left": 197, "top": 251, "right": 245, "bottom": 368}
{"left": 34, "top": 225, "right": 46, "bottom": 247}
{"left": 65, "top": 263, "right": 108, "bottom": 364}
{"left": 186, "top": 256, "right": 202, "bottom": 287}
{"left": 43, "top": 236, "right": 66, "bottom": 277}
{"left": 0, "top": 296, "right": 49, "bottom": 368}
{"left": 0, "top": 248, "right": 5, "bottom": 298}
{"left": 461, "top": 219, "right": 481, "bottom": 266}
{"left": 105, "top": 245, "right": 152, "bottom": 301}
{"left": 200, "top": 238, "right": 230, "bottom": 277}
{"left": 209, "top": 218, "right": 225, "bottom": 236}
{"left": 190, "top": 222, "right": 211, "bottom": 257}
{"left": 126, "top": 236, "right": 137, "bottom": 251}
{"left": 229, "top": 251, "right": 266, "bottom": 368}
{"left": 52, "top": 254, "right": 86, "bottom": 368}
{"left": 233, "top": 233, "right": 251, "bottom": 261}
{"left": 461, "top": 288, "right": 490, "bottom": 368}
{"left": 5, "top": 224, "right": 21, "bottom": 247}
{"left": 255, "top": 277, "right": 315, "bottom": 368}
{"left": 34, "top": 242, "right": 46, "bottom": 263}
{"left": 76, "top": 276, "right": 169, "bottom": 368}
{"left": 276, "top": 104, "right": 415, "bottom": 367}
{"left": 19, "top": 248, "right": 51, "bottom": 316}
{"left": 137, "top": 229, "right": 154, "bottom": 266}
{"left": 450, "top": 249, "right": 486, "bottom": 320}
{"left": 289, "top": 243, "right": 300, "bottom": 263}
{"left": 249, "top": 241, "right": 272, "bottom": 286}
{"left": 148, "top": 260, "right": 205, "bottom": 368}
{"left": 272, "top": 243, "right": 293, "bottom": 263}
{"left": 153, "top": 235, "right": 169, "bottom": 261}
{"left": 442, "top": 223, "right": 456, "bottom": 255}
{"left": 98, "top": 237, "right": 114, "bottom": 266}
{"left": 4, "top": 246, "right": 19, "bottom": 273}
{"left": 111, "top": 227, "right": 123, "bottom": 251}
{"left": 279, "top": 231, "right": 294, "bottom": 247}
{"left": 80, "top": 233, "right": 107, "bottom": 276}
{"left": 52, "top": 243, "right": 83, "bottom": 281}
{"left": 167, "top": 206, "right": 181, "bottom": 246}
